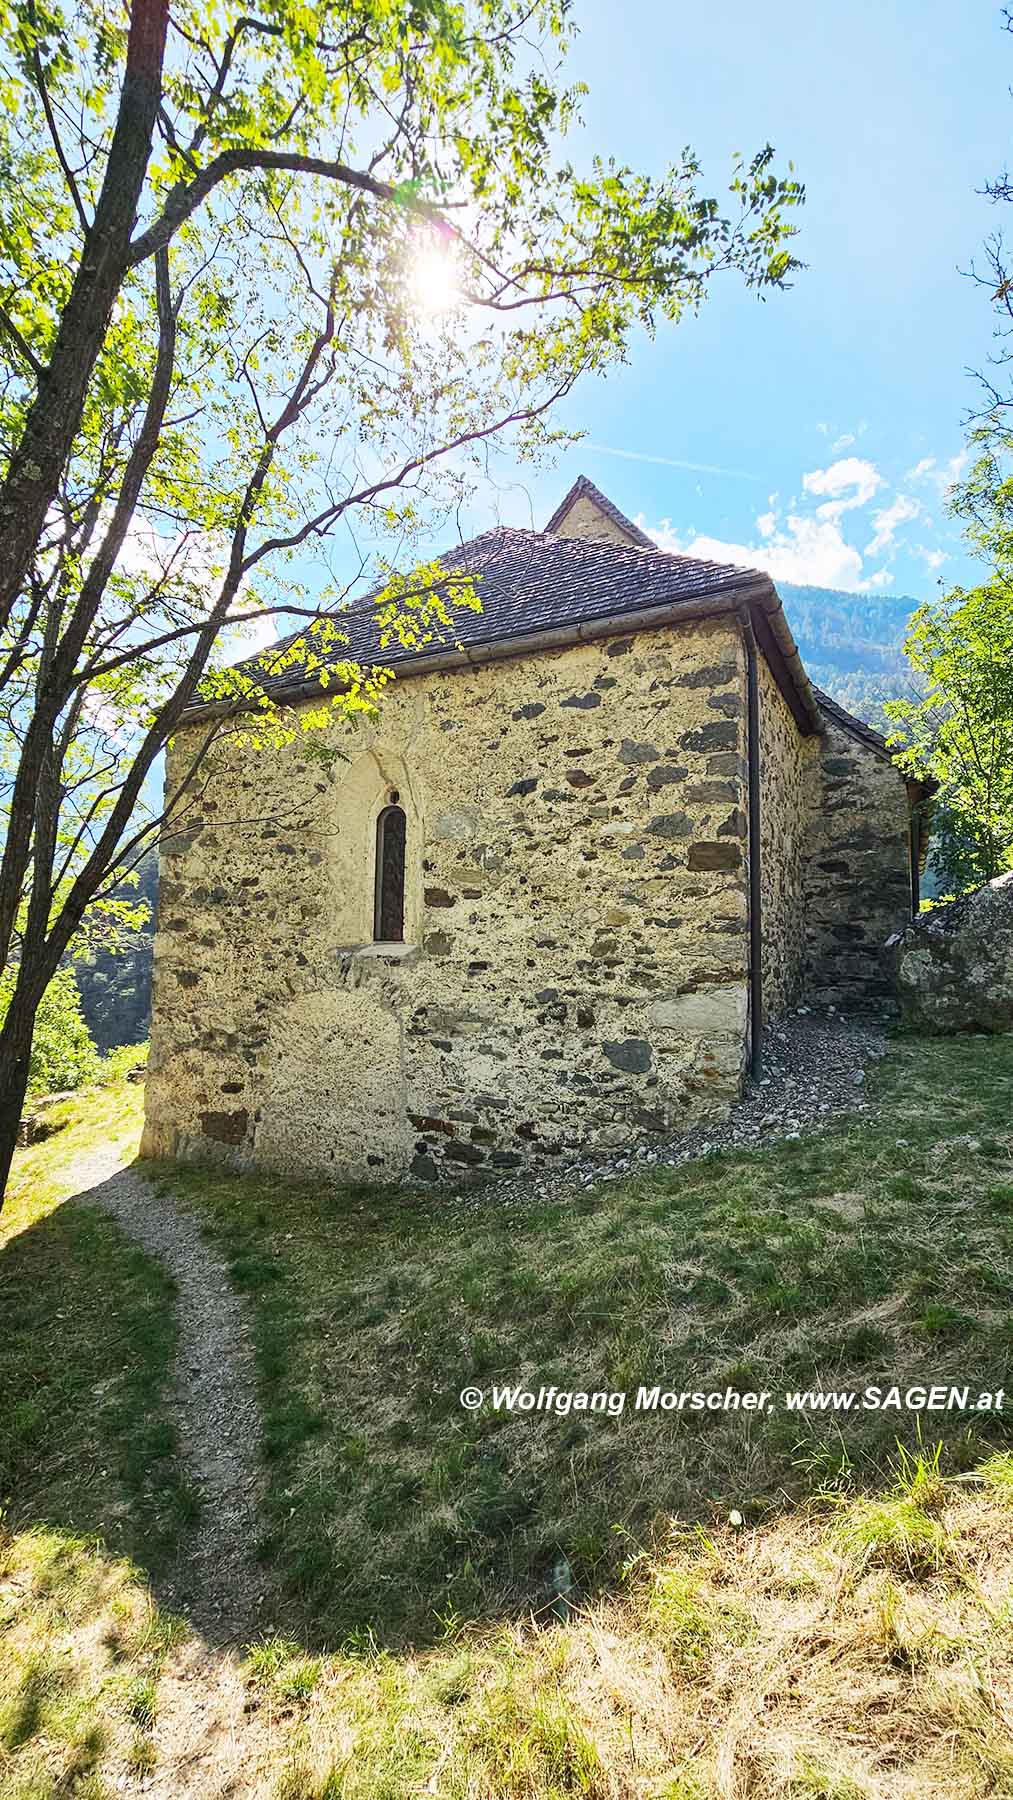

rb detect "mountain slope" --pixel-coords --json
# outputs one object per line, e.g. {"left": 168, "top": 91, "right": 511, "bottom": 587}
{"left": 779, "top": 580, "right": 918, "bottom": 728}
{"left": 73, "top": 850, "right": 157, "bottom": 1052}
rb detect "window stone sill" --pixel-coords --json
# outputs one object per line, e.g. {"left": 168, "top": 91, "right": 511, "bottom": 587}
{"left": 340, "top": 941, "right": 420, "bottom": 965}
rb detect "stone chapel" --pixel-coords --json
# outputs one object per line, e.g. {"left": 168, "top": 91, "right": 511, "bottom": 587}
{"left": 142, "top": 476, "right": 930, "bottom": 1182}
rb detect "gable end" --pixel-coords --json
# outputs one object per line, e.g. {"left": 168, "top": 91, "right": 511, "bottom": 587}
{"left": 545, "top": 474, "right": 657, "bottom": 549}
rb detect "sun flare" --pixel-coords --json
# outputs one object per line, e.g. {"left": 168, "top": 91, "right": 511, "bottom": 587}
{"left": 410, "top": 241, "right": 460, "bottom": 315}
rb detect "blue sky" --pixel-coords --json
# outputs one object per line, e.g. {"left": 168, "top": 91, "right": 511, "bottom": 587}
{"left": 457, "top": 0, "right": 1011, "bottom": 600}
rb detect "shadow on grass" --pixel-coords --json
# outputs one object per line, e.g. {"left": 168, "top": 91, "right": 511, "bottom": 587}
{"left": 5, "top": 1033, "right": 1013, "bottom": 1664}
{"left": 0, "top": 1179, "right": 214, "bottom": 1639}
{"left": 159, "top": 1032, "right": 1013, "bottom": 1655}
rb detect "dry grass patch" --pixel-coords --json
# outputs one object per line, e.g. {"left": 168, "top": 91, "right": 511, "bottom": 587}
{"left": 0, "top": 1525, "right": 187, "bottom": 1798}
{"left": 225, "top": 1469, "right": 1013, "bottom": 1799}
{"left": 4, "top": 1066, "right": 145, "bottom": 1218}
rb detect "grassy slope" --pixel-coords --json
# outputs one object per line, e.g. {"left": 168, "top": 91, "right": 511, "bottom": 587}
{"left": 1, "top": 1077, "right": 193, "bottom": 1563}
{"left": 0, "top": 1078, "right": 192, "bottom": 1799}
{"left": 251, "top": 1461, "right": 1013, "bottom": 1800}
{"left": 5, "top": 1037, "right": 1013, "bottom": 1798}
{"left": 167, "top": 1034, "right": 1013, "bottom": 1653}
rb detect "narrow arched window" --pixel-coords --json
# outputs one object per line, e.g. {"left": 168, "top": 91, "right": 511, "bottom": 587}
{"left": 374, "top": 803, "right": 407, "bottom": 942}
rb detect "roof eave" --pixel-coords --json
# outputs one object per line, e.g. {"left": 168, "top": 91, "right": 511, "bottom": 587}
{"left": 179, "top": 574, "right": 822, "bottom": 733}
{"left": 812, "top": 684, "right": 937, "bottom": 828}
{"left": 744, "top": 582, "right": 823, "bottom": 736}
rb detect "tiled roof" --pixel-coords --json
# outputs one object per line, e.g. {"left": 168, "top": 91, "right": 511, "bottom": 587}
{"left": 249, "top": 524, "right": 766, "bottom": 698}
{"left": 813, "top": 686, "right": 893, "bottom": 759}
{"left": 544, "top": 474, "right": 658, "bottom": 548}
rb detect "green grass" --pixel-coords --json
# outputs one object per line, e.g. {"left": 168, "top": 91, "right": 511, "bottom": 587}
{"left": 648, "top": 1559, "right": 753, "bottom": 1664}
{"left": 976, "top": 1448, "right": 1013, "bottom": 1501}
{"left": 1, "top": 1076, "right": 192, "bottom": 1800}
{"left": 0, "top": 1076, "right": 193, "bottom": 1568}
{"left": 831, "top": 1443, "right": 954, "bottom": 1579}
{"left": 246, "top": 1635, "right": 323, "bottom": 1700}
{"left": 161, "top": 1032, "right": 1013, "bottom": 1651}
{"left": 5, "top": 1036, "right": 1013, "bottom": 1796}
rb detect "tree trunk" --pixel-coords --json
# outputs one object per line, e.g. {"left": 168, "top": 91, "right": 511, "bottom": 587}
{"left": 0, "top": 890, "right": 73, "bottom": 1209}
{"left": 0, "top": 1010, "right": 35, "bottom": 1204}
{"left": 0, "top": 0, "right": 168, "bottom": 633}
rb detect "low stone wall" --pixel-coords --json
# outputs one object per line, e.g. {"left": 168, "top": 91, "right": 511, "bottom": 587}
{"left": 143, "top": 617, "right": 755, "bottom": 1183}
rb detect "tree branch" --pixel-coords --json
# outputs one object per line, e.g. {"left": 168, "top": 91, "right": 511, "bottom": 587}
{"left": 242, "top": 374, "right": 577, "bottom": 572}
{"left": 28, "top": 20, "right": 90, "bottom": 236}
{"left": 126, "top": 148, "right": 458, "bottom": 268}
{"left": 0, "top": 304, "right": 43, "bottom": 378}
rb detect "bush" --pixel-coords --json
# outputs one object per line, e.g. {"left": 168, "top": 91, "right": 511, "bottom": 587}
{"left": 99, "top": 1042, "right": 148, "bottom": 1084}
{"left": 0, "top": 966, "right": 100, "bottom": 1096}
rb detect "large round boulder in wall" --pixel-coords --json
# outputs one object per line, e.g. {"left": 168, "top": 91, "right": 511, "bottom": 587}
{"left": 889, "top": 871, "right": 1013, "bottom": 1032}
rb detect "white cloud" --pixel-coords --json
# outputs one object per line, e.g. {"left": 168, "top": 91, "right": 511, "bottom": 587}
{"left": 802, "top": 457, "right": 883, "bottom": 515}
{"left": 115, "top": 516, "right": 228, "bottom": 592}
{"left": 905, "top": 451, "right": 968, "bottom": 495}
{"left": 226, "top": 612, "right": 281, "bottom": 661}
{"left": 915, "top": 545, "right": 947, "bottom": 572}
{"left": 641, "top": 446, "right": 953, "bottom": 595}
{"left": 865, "top": 493, "right": 921, "bottom": 558}
{"left": 82, "top": 693, "right": 131, "bottom": 743}
{"left": 647, "top": 511, "right": 865, "bottom": 591}
{"left": 832, "top": 432, "right": 856, "bottom": 453}
{"left": 110, "top": 515, "right": 283, "bottom": 668}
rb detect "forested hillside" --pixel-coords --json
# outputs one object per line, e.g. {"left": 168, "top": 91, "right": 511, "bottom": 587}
{"left": 779, "top": 580, "right": 917, "bottom": 728}
{"left": 73, "top": 851, "right": 157, "bottom": 1052}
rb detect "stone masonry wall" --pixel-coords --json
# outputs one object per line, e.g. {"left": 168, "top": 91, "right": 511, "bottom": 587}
{"left": 142, "top": 618, "right": 755, "bottom": 1184}
{"left": 803, "top": 714, "right": 914, "bottom": 1007}
{"left": 549, "top": 493, "right": 638, "bottom": 545}
{"left": 757, "top": 656, "right": 819, "bottom": 1021}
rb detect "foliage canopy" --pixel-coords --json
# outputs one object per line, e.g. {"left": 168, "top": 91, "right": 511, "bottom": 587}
{"left": 887, "top": 574, "right": 1013, "bottom": 892}
{"left": 0, "top": 0, "right": 803, "bottom": 1189}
